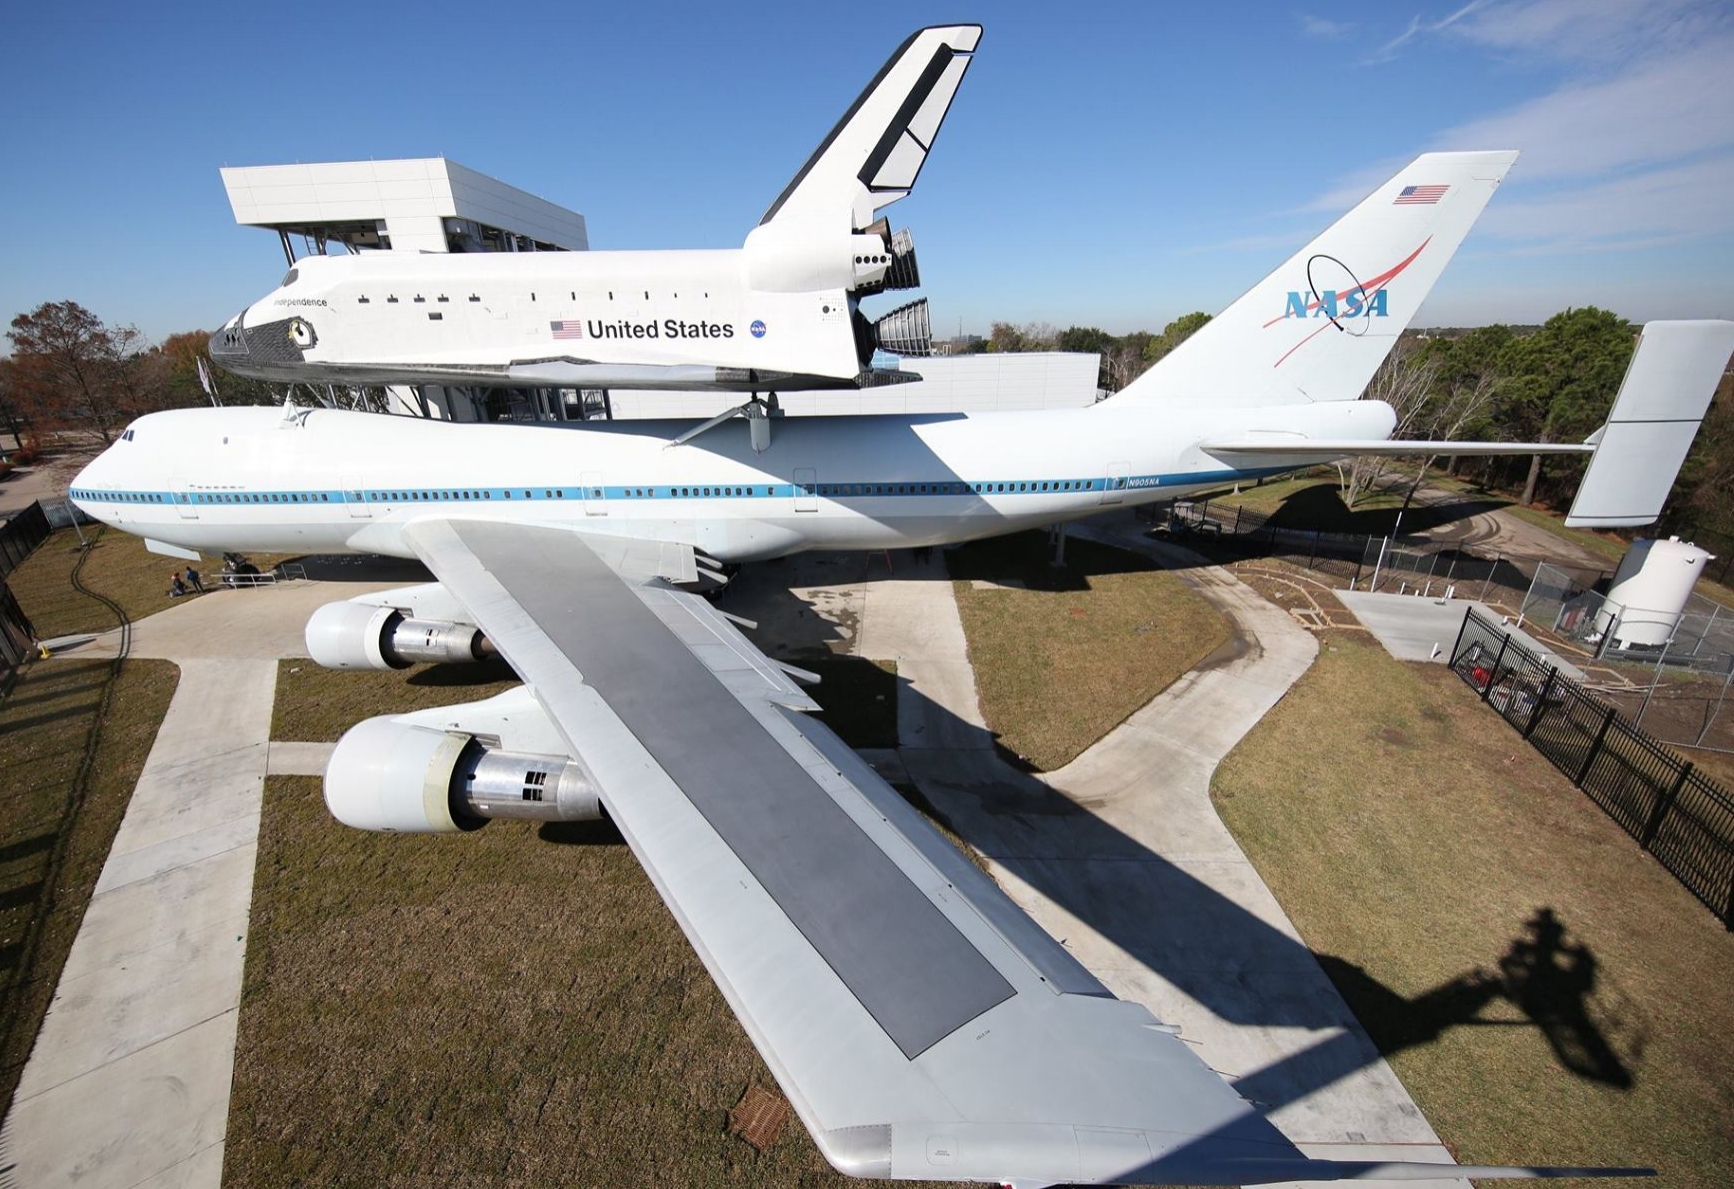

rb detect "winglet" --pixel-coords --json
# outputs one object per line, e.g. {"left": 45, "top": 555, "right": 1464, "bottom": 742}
{"left": 759, "top": 24, "right": 981, "bottom": 231}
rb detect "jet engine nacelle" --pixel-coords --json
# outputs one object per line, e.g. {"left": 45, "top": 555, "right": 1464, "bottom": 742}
{"left": 305, "top": 601, "right": 492, "bottom": 671}
{"left": 325, "top": 716, "right": 603, "bottom": 833}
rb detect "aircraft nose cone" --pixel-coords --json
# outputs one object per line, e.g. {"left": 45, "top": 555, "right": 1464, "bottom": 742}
{"left": 208, "top": 307, "right": 311, "bottom": 381}
{"left": 209, "top": 317, "right": 249, "bottom": 362}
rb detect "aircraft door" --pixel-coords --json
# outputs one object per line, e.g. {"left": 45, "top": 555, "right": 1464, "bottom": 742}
{"left": 793, "top": 468, "right": 818, "bottom": 513}
{"left": 345, "top": 481, "right": 372, "bottom": 519}
{"left": 170, "top": 480, "right": 199, "bottom": 520}
{"left": 582, "top": 471, "right": 607, "bottom": 517}
{"left": 1101, "top": 462, "right": 1130, "bottom": 506}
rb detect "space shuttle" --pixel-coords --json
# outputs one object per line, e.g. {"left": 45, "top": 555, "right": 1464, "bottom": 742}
{"left": 208, "top": 26, "right": 979, "bottom": 393}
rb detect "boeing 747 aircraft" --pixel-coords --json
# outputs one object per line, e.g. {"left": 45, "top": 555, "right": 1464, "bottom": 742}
{"left": 69, "top": 41, "right": 1733, "bottom": 1184}
{"left": 208, "top": 26, "right": 978, "bottom": 394}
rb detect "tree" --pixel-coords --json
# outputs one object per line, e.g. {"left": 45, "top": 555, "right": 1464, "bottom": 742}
{"left": 0, "top": 358, "right": 28, "bottom": 448}
{"left": 6, "top": 301, "right": 138, "bottom": 444}
{"left": 153, "top": 330, "right": 280, "bottom": 407}
{"left": 1056, "top": 325, "right": 1114, "bottom": 355}
{"left": 1494, "top": 307, "right": 1634, "bottom": 505}
{"left": 1142, "top": 311, "right": 1212, "bottom": 365}
{"left": 985, "top": 321, "right": 1057, "bottom": 353}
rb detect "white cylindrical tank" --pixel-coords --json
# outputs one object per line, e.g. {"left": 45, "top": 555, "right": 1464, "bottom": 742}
{"left": 1601, "top": 537, "right": 1712, "bottom": 648}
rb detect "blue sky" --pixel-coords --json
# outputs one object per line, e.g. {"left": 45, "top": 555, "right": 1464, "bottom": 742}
{"left": 2, "top": 0, "right": 1730, "bottom": 344}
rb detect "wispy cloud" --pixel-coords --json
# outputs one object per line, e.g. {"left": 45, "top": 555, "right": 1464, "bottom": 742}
{"left": 1299, "top": 15, "right": 1356, "bottom": 40}
{"left": 1316, "top": 0, "right": 1734, "bottom": 267}
{"left": 1368, "top": 0, "right": 1490, "bottom": 63}
{"left": 1436, "top": 37, "right": 1734, "bottom": 179}
{"left": 1476, "top": 152, "right": 1734, "bottom": 249}
{"left": 1446, "top": 0, "right": 1730, "bottom": 62}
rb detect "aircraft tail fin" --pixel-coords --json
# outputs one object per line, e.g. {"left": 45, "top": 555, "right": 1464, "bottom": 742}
{"left": 758, "top": 24, "right": 980, "bottom": 232}
{"left": 1113, "top": 150, "right": 1518, "bottom": 409}
{"left": 1566, "top": 319, "right": 1734, "bottom": 528}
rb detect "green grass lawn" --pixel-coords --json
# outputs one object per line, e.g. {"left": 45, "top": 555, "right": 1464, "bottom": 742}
{"left": 231, "top": 652, "right": 931, "bottom": 1187}
{"left": 0, "top": 656, "right": 178, "bottom": 1123}
{"left": 1, "top": 517, "right": 187, "bottom": 1122}
{"left": 949, "top": 531, "right": 1230, "bottom": 771}
{"left": 8, "top": 526, "right": 297, "bottom": 639}
{"left": 270, "top": 657, "right": 525, "bottom": 741}
{"left": 1212, "top": 635, "right": 1734, "bottom": 1186}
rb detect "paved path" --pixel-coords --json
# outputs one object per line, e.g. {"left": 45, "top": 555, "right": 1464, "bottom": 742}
{"left": 4, "top": 659, "right": 274, "bottom": 1189}
{"left": 855, "top": 519, "right": 1466, "bottom": 1187}
{"left": 2, "top": 578, "right": 401, "bottom": 1189}
{"left": 1337, "top": 590, "right": 1587, "bottom": 680}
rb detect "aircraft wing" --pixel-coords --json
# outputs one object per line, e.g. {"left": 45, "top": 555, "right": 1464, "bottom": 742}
{"left": 1201, "top": 438, "right": 1594, "bottom": 458}
{"left": 395, "top": 516, "right": 1649, "bottom": 1187}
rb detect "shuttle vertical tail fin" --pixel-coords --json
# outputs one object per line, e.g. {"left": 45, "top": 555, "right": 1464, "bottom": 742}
{"left": 1113, "top": 151, "right": 1518, "bottom": 408}
{"left": 758, "top": 24, "right": 981, "bottom": 233}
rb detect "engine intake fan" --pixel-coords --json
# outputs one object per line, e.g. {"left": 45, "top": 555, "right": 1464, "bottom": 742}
{"left": 873, "top": 298, "right": 933, "bottom": 357}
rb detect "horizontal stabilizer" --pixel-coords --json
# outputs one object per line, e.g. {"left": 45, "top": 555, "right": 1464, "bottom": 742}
{"left": 1202, "top": 438, "right": 1593, "bottom": 458}
{"left": 1566, "top": 319, "right": 1734, "bottom": 528}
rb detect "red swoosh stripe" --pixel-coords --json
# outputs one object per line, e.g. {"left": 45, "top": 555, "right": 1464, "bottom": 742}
{"left": 1260, "top": 236, "right": 1433, "bottom": 330}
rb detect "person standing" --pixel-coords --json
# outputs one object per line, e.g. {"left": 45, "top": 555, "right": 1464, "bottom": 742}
{"left": 184, "top": 565, "right": 205, "bottom": 594}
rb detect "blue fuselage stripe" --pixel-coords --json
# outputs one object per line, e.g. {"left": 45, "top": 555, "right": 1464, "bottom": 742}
{"left": 68, "top": 466, "right": 1291, "bottom": 509}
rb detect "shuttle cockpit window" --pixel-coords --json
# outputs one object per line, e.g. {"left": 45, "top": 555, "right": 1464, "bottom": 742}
{"left": 281, "top": 268, "right": 299, "bottom": 287}
{"left": 120, "top": 426, "right": 137, "bottom": 442}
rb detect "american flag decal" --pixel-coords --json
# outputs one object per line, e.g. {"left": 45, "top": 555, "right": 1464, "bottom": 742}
{"left": 1395, "top": 184, "right": 1448, "bottom": 205}
{"left": 550, "top": 319, "right": 584, "bottom": 340}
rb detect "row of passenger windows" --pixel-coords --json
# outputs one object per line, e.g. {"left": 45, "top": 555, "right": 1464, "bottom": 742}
{"left": 72, "top": 480, "right": 1112, "bottom": 506}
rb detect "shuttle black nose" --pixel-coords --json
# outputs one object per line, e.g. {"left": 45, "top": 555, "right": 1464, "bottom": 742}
{"left": 208, "top": 310, "right": 312, "bottom": 381}
{"left": 209, "top": 317, "right": 249, "bottom": 361}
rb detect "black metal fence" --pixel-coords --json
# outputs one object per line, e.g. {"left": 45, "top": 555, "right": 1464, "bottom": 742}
{"left": 0, "top": 502, "right": 49, "bottom": 692}
{"left": 0, "top": 499, "right": 50, "bottom": 582}
{"left": 1451, "top": 606, "right": 1734, "bottom": 928}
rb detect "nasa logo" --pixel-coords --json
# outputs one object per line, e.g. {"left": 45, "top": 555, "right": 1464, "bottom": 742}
{"left": 1280, "top": 289, "right": 1389, "bottom": 320}
{"left": 750, "top": 320, "right": 767, "bottom": 338}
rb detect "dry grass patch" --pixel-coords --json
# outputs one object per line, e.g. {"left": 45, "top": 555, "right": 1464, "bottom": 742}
{"left": 8, "top": 526, "right": 296, "bottom": 639}
{"left": 950, "top": 531, "right": 1230, "bottom": 772}
{"left": 1212, "top": 635, "right": 1734, "bottom": 1186}
{"left": 226, "top": 774, "right": 951, "bottom": 1188}
{"left": 271, "top": 658, "right": 524, "bottom": 742}
{"left": 0, "top": 657, "right": 178, "bottom": 1120}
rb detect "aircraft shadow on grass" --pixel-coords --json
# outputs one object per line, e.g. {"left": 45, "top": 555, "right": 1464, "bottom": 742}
{"left": 1247, "top": 480, "right": 1513, "bottom": 538}
{"left": 714, "top": 541, "right": 1643, "bottom": 1130}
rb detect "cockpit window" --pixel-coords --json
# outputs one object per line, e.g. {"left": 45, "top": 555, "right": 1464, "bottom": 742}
{"left": 282, "top": 268, "right": 299, "bottom": 287}
{"left": 121, "top": 428, "right": 136, "bottom": 442}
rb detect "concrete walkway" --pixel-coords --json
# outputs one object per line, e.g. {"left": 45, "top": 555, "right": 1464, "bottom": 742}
{"left": 1337, "top": 590, "right": 1586, "bottom": 680}
{"left": 2, "top": 578, "right": 401, "bottom": 1189}
{"left": 3, "top": 659, "right": 275, "bottom": 1189}
{"left": 856, "top": 520, "right": 1466, "bottom": 1187}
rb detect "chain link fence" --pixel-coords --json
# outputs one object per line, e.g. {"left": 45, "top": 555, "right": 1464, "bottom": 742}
{"left": 1159, "top": 495, "right": 1605, "bottom": 613}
